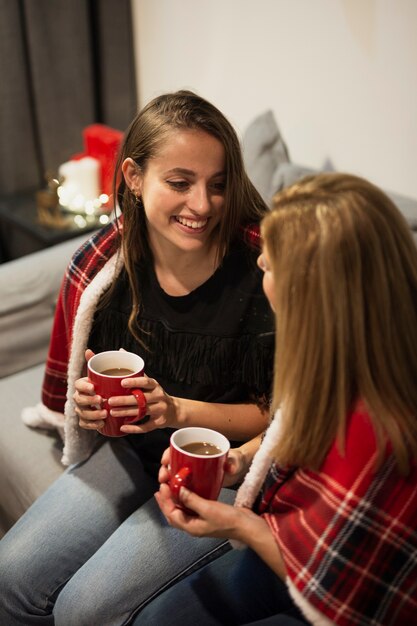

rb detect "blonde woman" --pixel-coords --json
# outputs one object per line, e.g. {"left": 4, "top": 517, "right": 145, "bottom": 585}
{"left": 144, "top": 173, "right": 417, "bottom": 625}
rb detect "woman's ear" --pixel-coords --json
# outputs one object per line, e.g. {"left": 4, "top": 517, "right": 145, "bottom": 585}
{"left": 122, "top": 158, "right": 142, "bottom": 195}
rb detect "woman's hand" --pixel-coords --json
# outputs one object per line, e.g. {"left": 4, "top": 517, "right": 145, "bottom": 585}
{"left": 155, "top": 482, "right": 263, "bottom": 544}
{"left": 73, "top": 349, "right": 179, "bottom": 433}
{"left": 223, "top": 447, "right": 252, "bottom": 487}
{"left": 73, "top": 349, "right": 109, "bottom": 431}
{"left": 116, "top": 376, "right": 178, "bottom": 434}
{"left": 156, "top": 484, "right": 287, "bottom": 579}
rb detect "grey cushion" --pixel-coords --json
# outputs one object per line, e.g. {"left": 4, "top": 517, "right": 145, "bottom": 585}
{"left": 0, "top": 364, "right": 63, "bottom": 536}
{"left": 270, "top": 164, "right": 417, "bottom": 230}
{"left": 385, "top": 190, "right": 417, "bottom": 230}
{"left": 242, "top": 110, "right": 290, "bottom": 202}
{"left": 270, "top": 162, "right": 317, "bottom": 196}
{"left": 244, "top": 111, "right": 417, "bottom": 231}
{"left": 269, "top": 164, "right": 417, "bottom": 232}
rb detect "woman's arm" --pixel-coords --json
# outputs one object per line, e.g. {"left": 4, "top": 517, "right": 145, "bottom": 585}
{"left": 121, "top": 397, "right": 268, "bottom": 441}
{"left": 116, "top": 375, "right": 269, "bottom": 440}
{"left": 75, "top": 366, "right": 269, "bottom": 440}
{"left": 170, "top": 397, "right": 268, "bottom": 440}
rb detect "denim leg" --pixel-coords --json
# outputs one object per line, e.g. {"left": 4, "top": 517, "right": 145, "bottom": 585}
{"left": 0, "top": 437, "right": 157, "bottom": 625}
{"left": 54, "top": 491, "right": 234, "bottom": 626}
{"left": 133, "top": 547, "right": 309, "bottom": 626}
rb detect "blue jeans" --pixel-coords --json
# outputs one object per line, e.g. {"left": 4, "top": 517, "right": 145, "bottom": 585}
{"left": 133, "top": 547, "right": 310, "bottom": 625}
{"left": 0, "top": 437, "right": 233, "bottom": 625}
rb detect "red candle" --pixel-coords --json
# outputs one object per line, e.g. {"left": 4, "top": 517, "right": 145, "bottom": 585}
{"left": 82, "top": 124, "right": 124, "bottom": 198}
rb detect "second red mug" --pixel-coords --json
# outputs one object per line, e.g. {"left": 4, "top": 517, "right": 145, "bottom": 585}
{"left": 169, "top": 427, "right": 230, "bottom": 509}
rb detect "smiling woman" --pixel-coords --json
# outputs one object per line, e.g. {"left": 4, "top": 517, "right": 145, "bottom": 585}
{"left": 0, "top": 90, "right": 275, "bottom": 625}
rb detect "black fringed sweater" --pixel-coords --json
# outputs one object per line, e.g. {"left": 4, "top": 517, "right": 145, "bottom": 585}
{"left": 89, "top": 239, "right": 275, "bottom": 475}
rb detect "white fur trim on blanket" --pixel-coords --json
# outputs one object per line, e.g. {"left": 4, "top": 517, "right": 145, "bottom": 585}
{"left": 62, "top": 250, "right": 124, "bottom": 466}
{"left": 288, "top": 579, "right": 336, "bottom": 625}
{"left": 230, "top": 408, "right": 282, "bottom": 549}
{"left": 21, "top": 251, "right": 124, "bottom": 466}
{"left": 22, "top": 402, "right": 65, "bottom": 440}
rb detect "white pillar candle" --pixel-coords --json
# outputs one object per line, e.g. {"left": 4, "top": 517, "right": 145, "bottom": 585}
{"left": 58, "top": 157, "right": 100, "bottom": 211}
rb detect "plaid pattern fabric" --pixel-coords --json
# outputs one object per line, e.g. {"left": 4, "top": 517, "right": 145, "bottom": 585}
{"left": 41, "top": 221, "right": 261, "bottom": 413}
{"left": 41, "top": 220, "right": 121, "bottom": 411}
{"left": 259, "top": 406, "right": 417, "bottom": 625}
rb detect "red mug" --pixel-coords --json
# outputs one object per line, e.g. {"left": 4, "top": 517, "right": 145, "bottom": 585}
{"left": 169, "top": 427, "right": 230, "bottom": 508}
{"left": 87, "top": 350, "right": 147, "bottom": 437}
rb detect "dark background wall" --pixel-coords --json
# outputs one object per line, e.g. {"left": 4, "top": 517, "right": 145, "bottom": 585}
{"left": 0, "top": 0, "right": 137, "bottom": 194}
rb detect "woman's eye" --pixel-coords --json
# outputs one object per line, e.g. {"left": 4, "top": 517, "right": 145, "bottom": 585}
{"left": 167, "top": 179, "right": 225, "bottom": 193}
{"left": 167, "top": 180, "right": 189, "bottom": 191}
{"left": 211, "top": 181, "right": 226, "bottom": 193}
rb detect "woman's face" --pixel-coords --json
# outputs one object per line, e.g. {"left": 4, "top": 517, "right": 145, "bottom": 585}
{"left": 257, "top": 246, "right": 276, "bottom": 311}
{"left": 134, "top": 129, "right": 226, "bottom": 258}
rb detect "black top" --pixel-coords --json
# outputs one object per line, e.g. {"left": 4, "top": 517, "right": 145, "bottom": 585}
{"left": 89, "top": 239, "right": 275, "bottom": 475}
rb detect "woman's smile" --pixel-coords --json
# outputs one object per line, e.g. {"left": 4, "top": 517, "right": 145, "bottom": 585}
{"left": 174, "top": 215, "right": 210, "bottom": 232}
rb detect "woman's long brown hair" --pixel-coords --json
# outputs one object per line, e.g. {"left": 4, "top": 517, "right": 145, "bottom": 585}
{"left": 111, "top": 90, "right": 268, "bottom": 345}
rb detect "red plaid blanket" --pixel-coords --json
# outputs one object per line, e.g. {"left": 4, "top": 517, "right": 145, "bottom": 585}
{"left": 259, "top": 405, "right": 417, "bottom": 625}
{"left": 41, "top": 220, "right": 121, "bottom": 411}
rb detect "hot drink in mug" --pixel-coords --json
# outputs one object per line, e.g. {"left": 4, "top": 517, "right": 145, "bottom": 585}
{"left": 87, "top": 350, "right": 147, "bottom": 437}
{"left": 169, "top": 427, "right": 230, "bottom": 508}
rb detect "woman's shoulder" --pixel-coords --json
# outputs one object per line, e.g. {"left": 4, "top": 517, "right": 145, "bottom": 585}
{"left": 66, "top": 219, "right": 121, "bottom": 284}
{"left": 321, "top": 403, "right": 379, "bottom": 481}
{"left": 73, "top": 219, "right": 121, "bottom": 263}
{"left": 265, "top": 404, "right": 417, "bottom": 626}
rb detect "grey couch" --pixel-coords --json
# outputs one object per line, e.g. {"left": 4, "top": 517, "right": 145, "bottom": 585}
{"left": 1, "top": 112, "right": 416, "bottom": 538}
{"left": 0, "top": 234, "right": 90, "bottom": 537}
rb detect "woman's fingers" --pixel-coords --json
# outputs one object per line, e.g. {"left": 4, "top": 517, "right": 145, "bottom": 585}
{"left": 107, "top": 400, "right": 140, "bottom": 413}
{"left": 73, "top": 389, "right": 102, "bottom": 407}
{"left": 154, "top": 485, "right": 216, "bottom": 536}
{"left": 158, "top": 465, "right": 170, "bottom": 484}
{"left": 78, "top": 416, "right": 107, "bottom": 430}
{"left": 161, "top": 448, "right": 170, "bottom": 465}
{"left": 158, "top": 449, "right": 171, "bottom": 483}
{"left": 121, "top": 376, "right": 156, "bottom": 391}
{"left": 74, "top": 373, "right": 174, "bottom": 433}
{"left": 85, "top": 348, "right": 95, "bottom": 361}
{"left": 73, "top": 374, "right": 107, "bottom": 430}
{"left": 74, "top": 376, "right": 95, "bottom": 394}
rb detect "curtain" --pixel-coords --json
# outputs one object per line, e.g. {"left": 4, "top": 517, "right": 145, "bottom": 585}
{"left": 0, "top": 0, "right": 137, "bottom": 195}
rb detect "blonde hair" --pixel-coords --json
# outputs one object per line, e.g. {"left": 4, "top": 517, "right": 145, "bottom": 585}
{"left": 261, "top": 172, "right": 417, "bottom": 474}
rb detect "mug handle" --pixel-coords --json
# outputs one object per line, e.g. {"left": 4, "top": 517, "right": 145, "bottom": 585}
{"left": 128, "top": 388, "right": 148, "bottom": 424}
{"left": 170, "top": 466, "right": 192, "bottom": 498}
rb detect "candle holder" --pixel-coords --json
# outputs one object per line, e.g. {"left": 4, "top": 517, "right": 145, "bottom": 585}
{"left": 36, "top": 171, "right": 113, "bottom": 231}
{"left": 36, "top": 172, "right": 73, "bottom": 230}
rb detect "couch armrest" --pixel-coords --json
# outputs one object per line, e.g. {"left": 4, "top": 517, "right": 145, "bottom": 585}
{"left": 0, "top": 234, "right": 91, "bottom": 378}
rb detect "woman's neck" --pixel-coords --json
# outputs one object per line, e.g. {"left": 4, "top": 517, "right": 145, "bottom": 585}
{"left": 152, "top": 241, "right": 221, "bottom": 296}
